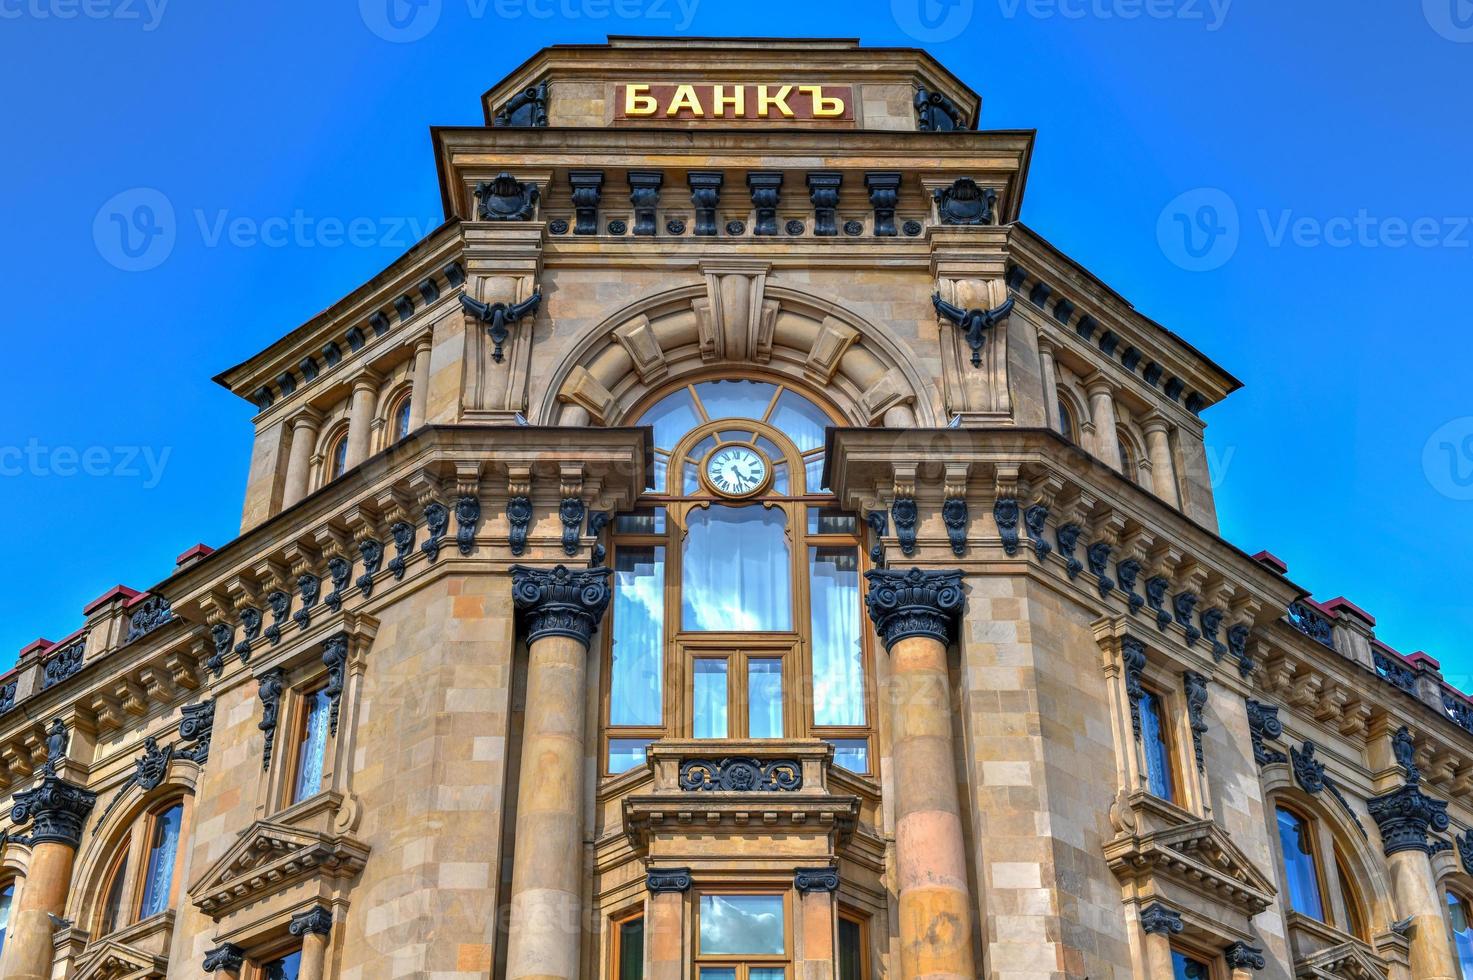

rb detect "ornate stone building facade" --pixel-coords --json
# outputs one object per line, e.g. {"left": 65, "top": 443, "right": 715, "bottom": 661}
{"left": 1, "top": 35, "right": 1471, "bottom": 980}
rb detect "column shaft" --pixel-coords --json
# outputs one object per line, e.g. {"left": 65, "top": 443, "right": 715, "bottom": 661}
{"left": 1389, "top": 849, "right": 1456, "bottom": 980}
{"left": 1142, "top": 417, "right": 1180, "bottom": 505}
{"left": 890, "top": 633, "right": 975, "bottom": 980}
{"left": 1086, "top": 376, "right": 1122, "bottom": 470}
{"left": 282, "top": 414, "right": 322, "bottom": 508}
{"left": 345, "top": 377, "right": 377, "bottom": 469}
{"left": 506, "top": 632, "right": 591, "bottom": 980}
{"left": 297, "top": 931, "right": 330, "bottom": 980}
{"left": 1038, "top": 338, "right": 1061, "bottom": 433}
{"left": 408, "top": 339, "right": 432, "bottom": 430}
{"left": 2, "top": 842, "right": 76, "bottom": 980}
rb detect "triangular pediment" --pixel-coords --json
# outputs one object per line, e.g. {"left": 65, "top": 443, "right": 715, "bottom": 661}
{"left": 1296, "top": 941, "right": 1389, "bottom": 980}
{"left": 188, "top": 818, "right": 368, "bottom": 920}
{"left": 73, "top": 939, "right": 165, "bottom": 980}
{"left": 1106, "top": 812, "right": 1276, "bottom": 917}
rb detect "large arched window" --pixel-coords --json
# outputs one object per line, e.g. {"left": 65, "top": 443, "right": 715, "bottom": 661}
{"left": 92, "top": 796, "right": 190, "bottom": 938}
{"left": 604, "top": 379, "right": 871, "bottom": 777}
{"left": 1271, "top": 800, "right": 1369, "bottom": 941}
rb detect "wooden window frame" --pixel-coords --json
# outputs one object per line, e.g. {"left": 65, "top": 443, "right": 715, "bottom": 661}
{"left": 836, "top": 906, "right": 870, "bottom": 980}
{"left": 386, "top": 387, "right": 413, "bottom": 447}
{"left": 693, "top": 889, "right": 793, "bottom": 980}
{"left": 1138, "top": 679, "right": 1184, "bottom": 806}
{"left": 1272, "top": 801, "right": 1337, "bottom": 929}
{"left": 599, "top": 378, "right": 876, "bottom": 779}
{"left": 245, "top": 942, "right": 304, "bottom": 980}
{"left": 280, "top": 681, "right": 334, "bottom": 811}
{"left": 1168, "top": 939, "right": 1226, "bottom": 980}
{"left": 610, "top": 908, "right": 645, "bottom": 980}
{"left": 92, "top": 795, "right": 192, "bottom": 938}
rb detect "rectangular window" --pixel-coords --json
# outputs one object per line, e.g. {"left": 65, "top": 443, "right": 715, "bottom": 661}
{"left": 615, "top": 507, "right": 667, "bottom": 535}
{"left": 826, "top": 739, "right": 870, "bottom": 775}
{"left": 608, "top": 738, "right": 654, "bottom": 775}
{"left": 1139, "top": 689, "right": 1176, "bottom": 802}
{"left": 694, "top": 659, "right": 730, "bottom": 739}
{"left": 698, "top": 894, "right": 786, "bottom": 955}
{"left": 291, "top": 688, "right": 333, "bottom": 805}
{"left": 1275, "top": 806, "right": 1326, "bottom": 921}
{"left": 748, "top": 659, "right": 784, "bottom": 738}
{"left": 808, "top": 546, "right": 865, "bottom": 727}
{"left": 615, "top": 915, "right": 645, "bottom": 980}
{"left": 1170, "top": 950, "right": 1211, "bottom": 980}
{"left": 610, "top": 546, "right": 665, "bottom": 727}
{"left": 837, "top": 912, "right": 867, "bottom": 980}
{"left": 682, "top": 506, "right": 792, "bottom": 632}
{"left": 138, "top": 802, "right": 183, "bottom": 918}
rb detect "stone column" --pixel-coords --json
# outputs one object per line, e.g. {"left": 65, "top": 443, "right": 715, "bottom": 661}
{"left": 1085, "top": 373, "right": 1122, "bottom": 470}
{"left": 1223, "top": 941, "right": 1266, "bottom": 980}
{"left": 645, "top": 869, "right": 690, "bottom": 980}
{"left": 1140, "top": 414, "right": 1180, "bottom": 505}
{"left": 862, "top": 568, "right": 974, "bottom": 980}
{"left": 408, "top": 337, "right": 433, "bottom": 431}
{"left": 344, "top": 372, "right": 380, "bottom": 470}
{"left": 1138, "top": 904, "right": 1182, "bottom": 980}
{"left": 289, "top": 906, "right": 333, "bottom": 980}
{"left": 795, "top": 868, "right": 840, "bottom": 980}
{"left": 1038, "top": 337, "right": 1062, "bottom": 433}
{"left": 282, "top": 408, "right": 324, "bottom": 508}
{"left": 202, "top": 943, "right": 246, "bottom": 979}
{"left": 505, "top": 565, "right": 614, "bottom": 980}
{"left": 1, "top": 774, "right": 97, "bottom": 980}
{"left": 1370, "top": 765, "right": 1455, "bottom": 980}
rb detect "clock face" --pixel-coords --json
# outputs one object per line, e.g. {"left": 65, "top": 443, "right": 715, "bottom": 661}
{"left": 705, "top": 445, "right": 769, "bottom": 497}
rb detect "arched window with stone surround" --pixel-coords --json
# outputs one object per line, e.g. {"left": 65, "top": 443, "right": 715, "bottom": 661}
{"left": 1269, "top": 797, "right": 1371, "bottom": 942}
{"left": 87, "top": 793, "right": 191, "bottom": 940}
{"left": 602, "top": 376, "right": 873, "bottom": 778}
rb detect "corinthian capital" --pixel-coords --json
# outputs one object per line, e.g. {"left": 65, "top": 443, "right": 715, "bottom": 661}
{"left": 10, "top": 774, "right": 98, "bottom": 849}
{"left": 862, "top": 568, "right": 965, "bottom": 650}
{"left": 1369, "top": 780, "right": 1450, "bottom": 856}
{"left": 511, "top": 564, "right": 613, "bottom": 647}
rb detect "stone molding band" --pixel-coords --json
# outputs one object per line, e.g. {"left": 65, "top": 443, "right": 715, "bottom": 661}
{"left": 511, "top": 564, "right": 613, "bottom": 647}
{"left": 862, "top": 567, "right": 965, "bottom": 650}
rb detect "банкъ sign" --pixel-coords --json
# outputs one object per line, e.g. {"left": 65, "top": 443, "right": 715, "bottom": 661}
{"left": 616, "top": 84, "right": 855, "bottom": 124}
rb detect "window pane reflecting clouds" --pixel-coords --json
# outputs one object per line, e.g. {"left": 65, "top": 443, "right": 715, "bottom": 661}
{"left": 809, "top": 547, "right": 864, "bottom": 726}
{"left": 611, "top": 547, "right": 664, "bottom": 726}
{"left": 694, "top": 660, "right": 728, "bottom": 739}
{"left": 699, "top": 894, "right": 785, "bottom": 954}
{"left": 748, "top": 659, "right": 783, "bottom": 738}
{"left": 770, "top": 391, "right": 829, "bottom": 452}
{"left": 1276, "top": 807, "right": 1326, "bottom": 920}
{"left": 694, "top": 380, "right": 777, "bottom": 421}
{"left": 682, "top": 507, "right": 791, "bottom": 632}
{"left": 608, "top": 738, "right": 653, "bottom": 774}
{"left": 642, "top": 389, "right": 701, "bottom": 451}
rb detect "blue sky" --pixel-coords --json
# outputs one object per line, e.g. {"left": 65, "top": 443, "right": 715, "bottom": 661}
{"left": 1, "top": 0, "right": 1470, "bottom": 680}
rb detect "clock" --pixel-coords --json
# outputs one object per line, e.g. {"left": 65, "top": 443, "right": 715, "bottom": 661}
{"left": 703, "top": 444, "right": 770, "bottom": 498}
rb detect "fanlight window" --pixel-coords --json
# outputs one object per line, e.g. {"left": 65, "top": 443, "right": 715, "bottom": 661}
{"left": 94, "top": 797, "right": 189, "bottom": 938}
{"left": 603, "top": 380, "right": 871, "bottom": 777}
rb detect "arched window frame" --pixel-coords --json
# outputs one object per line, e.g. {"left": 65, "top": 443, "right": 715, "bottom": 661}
{"left": 1055, "top": 385, "right": 1088, "bottom": 447}
{"left": 1445, "top": 884, "right": 1473, "bottom": 978}
{"left": 318, "top": 424, "right": 351, "bottom": 488}
{"left": 380, "top": 384, "right": 415, "bottom": 450}
{"left": 600, "top": 375, "right": 876, "bottom": 780}
{"left": 1116, "top": 425, "right": 1147, "bottom": 487}
{"left": 1267, "top": 793, "right": 1371, "bottom": 943}
{"left": 84, "top": 792, "right": 193, "bottom": 940}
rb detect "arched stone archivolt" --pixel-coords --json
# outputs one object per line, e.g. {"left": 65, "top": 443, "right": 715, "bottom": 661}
{"left": 536, "top": 274, "right": 941, "bottom": 430}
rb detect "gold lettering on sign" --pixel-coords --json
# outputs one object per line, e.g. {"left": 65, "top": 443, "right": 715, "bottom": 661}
{"left": 614, "top": 84, "right": 853, "bottom": 124}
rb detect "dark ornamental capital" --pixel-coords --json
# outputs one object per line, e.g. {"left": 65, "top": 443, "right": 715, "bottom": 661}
{"left": 288, "top": 905, "right": 333, "bottom": 937}
{"left": 1223, "top": 942, "right": 1266, "bottom": 971}
{"left": 1369, "top": 781, "right": 1450, "bottom": 856}
{"left": 862, "top": 568, "right": 964, "bottom": 651}
{"left": 647, "top": 868, "right": 692, "bottom": 893}
{"left": 203, "top": 943, "right": 246, "bottom": 973}
{"left": 794, "top": 867, "right": 840, "bottom": 894}
{"left": 10, "top": 775, "right": 98, "bottom": 849}
{"left": 511, "top": 565, "right": 613, "bottom": 648}
{"left": 1138, "top": 902, "right": 1183, "bottom": 936}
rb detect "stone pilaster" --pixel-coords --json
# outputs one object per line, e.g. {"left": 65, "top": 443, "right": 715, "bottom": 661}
{"left": 1138, "top": 903, "right": 1182, "bottom": 980}
{"left": 862, "top": 568, "right": 974, "bottom": 980}
{"left": 646, "top": 869, "right": 690, "bottom": 980}
{"left": 2, "top": 774, "right": 97, "bottom": 980}
{"left": 288, "top": 905, "right": 333, "bottom": 980}
{"left": 505, "top": 565, "right": 613, "bottom": 980}
{"left": 795, "top": 868, "right": 839, "bottom": 980}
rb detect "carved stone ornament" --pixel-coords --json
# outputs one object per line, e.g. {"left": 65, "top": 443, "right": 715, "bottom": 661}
{"left": 43, "top": 639, "right": 85, "bottom": 689}
{"left": 1121, "top": 636, "right": 1147, "bottom": 739}
{"left": 421, "top": 502, "right": 450, "bottom": 560}
{"left": 915, "top": 86, "right": 965, "bottom": 131}
{"left": 747, "top": 172, "right": 783, "bottom": 236}
{"left": 1456, "top": 826, "right": 1473, "bottom": 876}
{"left": 133, "top": 736, "right": 174, "bottom": 792}
{"left": 1056, "top": 523, "right": 1083, "bottom": 579}
{"left": 678, "top": 757, "right": 802, "bottom": 792}
{"left": 455, "top": 495, "right": 481, "bottom": 556}
{"left": 357, "top": 539, "right": 384, "bottom": 597}
{"left": 1183, "top": 671, "right": 1209, "bottom": 772}
{"left": 647, "top": 868, "right": 692, "bottom": 893}
{"left": 991, "top": 497, "right": 1019, "bottom": 556}
{"left": 942, "top": 497, "right": 968, "bottom": 556}
{"left": 389, "top": 521, "right": 415, "bottom": 580}
{"left": 1024, "top": 504, "right": 1052, "bottom": 561}
{"left": 179, "top": 699, "right": 215, "bottom": 765}
{"left": 258, "top": 668, "right": 285, "bottom": 771}
{"left": 1228, "top": 623, "right": 1253, "bottom": 677}
{"left": 863, "top": 567, "right": 964, "bottom": 650}
{"left": 325, "top": 556, "right": 352, "bottom": 613}
{"left": 891, "top": 497, "right": 918, "bottom": 557}
{"left": 295, "top": 573, "right": 320, "bottom": 630}
{"left": 1200, "top": 607, "right": 1227, "bottom": 660}
{"left": 1088, "top": 542, "right": 1114, "bottom": 599}
{"left": 1369, "top": 778, "right": 1451, "bottom": 856}
{"left": 1173, "top": 592, "right": 1201, "bottom": 646}
{"left": 1246, "top": 699, "right": 1287, "bottom": 767}
{"left": 203, "top": 944, "right": 246, "bottom": 973}
{"left": 492, "top": 81, "right": 548, "bottom": 127}
{"left": 289, "top": 905, "right": 333, "bottom": 937}
{"left": 1145, "top": 577, "right": 1172, "bottom": 631}
{"left": 10, "top": 775, "right": 97, "bottom": 848}
{"left": 461, "top": 291, "right": 542, "bottom": 364}
{"left": 932, "top": 292, "right": 1015, "bottom": 368}
{"left": 45, "top": 717, "right": 67, "bottom": 771}
{"left": 866, "top": 510, "right": 888, "bottom": 567}
{"left": 569, "top": 170, "right": 604, "bottom": 235}
{"left": 508, "top": 496, "right": 533, "bottom": 557}
{"left": 688, "top": 171, "right": 723, "bottom": 237}
{"left": 474, "top": 172, "right": 539, "bottom": 221}
{"left": 265, "top": 589, "right": 291, "bottom": 645}
{"left": 1116, "top": 559, "right": 1144, "bottom": 613}
{"left": 794, "top": 866, "right": 840, "bottom": 894}
{"left": 865, "top": 171, "right": 900, "bottom": 236}
{"left": 1292, "top": 742, "right": 1326, "bottom": 795}
{"left": 933, "top": 177, "right": 997, "bottom": 225}
{"left": 1223, "top": 943, "right": 1266, "bottom": 972}
{"left": 323, "top": 632, "right": 349, "bottom": 736}
{"left": 1138, "top": 902, "right": 1183, "bottom": 936}
{"left": 1392, "top": 725, "right": 1418, "bottom": 778}
{"left": 807, "top": 172, "right": 841, "bottom": 236}
{"left": 126, "top": 594, "right": 173, "bottom": 643}
{"left": 511, "top": 564, "right": 614, "bottom": 648}
{"left": 1287, "top": 600, "right": 1336, "bottom": 650}
{"left": 208, "top": 623, "right": 232, "bottom": 677}
{"left": 560, "top": 497, "right": 585, "bottom": 556}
